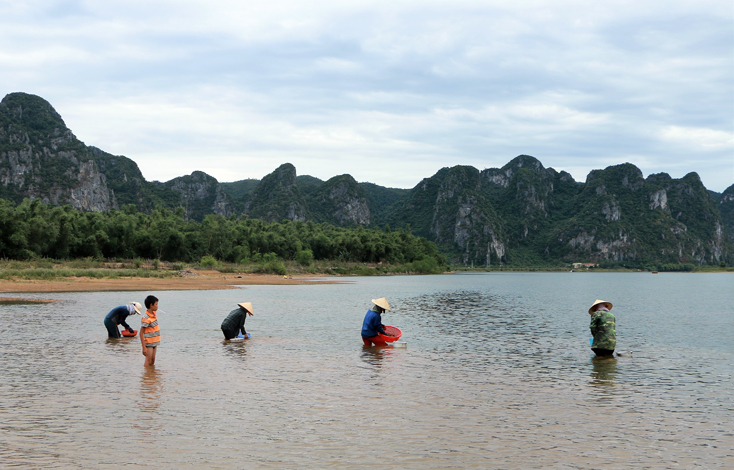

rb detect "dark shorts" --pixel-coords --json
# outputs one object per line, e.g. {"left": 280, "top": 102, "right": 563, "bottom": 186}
{"left": 592, "top": 348, "right": 615, "bottom": 357}
{"left": 222, "top": 327, "right": 239, "bottom": 340}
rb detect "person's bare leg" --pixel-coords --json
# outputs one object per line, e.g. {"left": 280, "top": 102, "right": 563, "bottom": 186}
{"left": 148, "top": 346, "right": 157, "bottom": 366}
{"left": 144, "top": 346, "right": 157, "bottom": 367}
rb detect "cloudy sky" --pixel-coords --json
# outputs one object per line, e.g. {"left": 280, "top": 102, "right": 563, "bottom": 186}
{"left": 1, "top": 0, "right": 732, "bottom": 191}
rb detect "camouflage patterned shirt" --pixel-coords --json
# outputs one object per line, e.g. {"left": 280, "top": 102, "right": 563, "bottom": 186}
{"left": 589, "top": 310, "right": 616, "bottom": 350}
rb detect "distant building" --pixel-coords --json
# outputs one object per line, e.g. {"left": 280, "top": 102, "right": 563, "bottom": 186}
{"left": 572, "top": 262, "right": 597, "bottom": 269}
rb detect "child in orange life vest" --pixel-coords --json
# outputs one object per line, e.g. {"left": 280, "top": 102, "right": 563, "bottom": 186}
{"left": 140, "top": 295, "right": 160, "bottom": 367}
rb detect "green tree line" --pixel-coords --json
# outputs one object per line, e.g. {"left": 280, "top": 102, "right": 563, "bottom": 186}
{"left": 0, "top": 199, "right": 446, "bottom": 271}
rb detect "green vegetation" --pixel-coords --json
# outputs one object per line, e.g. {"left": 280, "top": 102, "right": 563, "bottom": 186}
{"left": 391, "top": 157, "right": 733, "bottom": 268}
{"left": 360, "top": 182, "right": 409, "bottom": 226}
{"left": 3, "top": 93, "right": 732, "bottom": 270}
{"left": 0, "top": 258, "right": 179, "bottom": 280}
{"left": 220, "top": 178, "right": 261, "bottom": 201}
{"left": 0, "top": 198, "right": 448, "bottom": 275}
{"left": 245, "top": 163, "right": 307, "bottom": 222}
{"left": 295, "top": 175, "right": 324, "bottom": 192}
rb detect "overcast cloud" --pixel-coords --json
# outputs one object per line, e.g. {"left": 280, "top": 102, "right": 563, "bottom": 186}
{"left": 1, "top": 0, "right": 732, "bottom": 191}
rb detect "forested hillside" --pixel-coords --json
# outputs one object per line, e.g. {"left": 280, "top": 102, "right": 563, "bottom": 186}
{"left": 0, "top": 198, "right": 446, "bottom": 273}
{"left": 2, "top": 92, "right": 732, "bottom": 268}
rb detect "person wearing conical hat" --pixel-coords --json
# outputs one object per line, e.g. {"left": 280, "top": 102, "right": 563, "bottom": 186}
{"left": 221, "top": 302, "right": 254, "bottom": 340}
{"left": 589, "top": 299, "right": 616, "bottom": 357}
{"left": 103, "top": 301, "right": 142, "bottom": 338}
{"left": 361, "top": 297, "right": 393, "bottom": 346}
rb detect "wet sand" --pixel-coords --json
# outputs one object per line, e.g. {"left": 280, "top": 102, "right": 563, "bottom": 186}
{"left": 0, "top": 271, "right": 349, "bottom": 295}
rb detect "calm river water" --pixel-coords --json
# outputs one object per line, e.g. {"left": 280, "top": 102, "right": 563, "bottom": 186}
{"left": 1, "top": 273, "right": 732, "bottom": 469}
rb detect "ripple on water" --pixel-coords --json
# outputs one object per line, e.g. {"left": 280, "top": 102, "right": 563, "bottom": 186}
{"left": 1, "top": 273, "right": 733, "bottom": 468}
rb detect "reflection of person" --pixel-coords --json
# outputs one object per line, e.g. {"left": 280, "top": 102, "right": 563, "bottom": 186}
{"left": 221, "top": 302, "right": 253, "bottom": 340}
{"left": 591, "top": 355, "right": 617, "bottom": 387}
{"left": 139, "top": 367, "right": 162, "bottom": 415}
{"left": 137, "top": 368, "right": 163, "bottom": 435}
{"left": 361, "top": 297, "right": 393, "bottom": 346}
{"left": 140, "top": 295, "right": 160, "bottom": 367}
{"left": 104, "top": 302, "right": 141, "bottom": 338}
{"left": 589, "top": 299, "right": 616, "bottom": 357}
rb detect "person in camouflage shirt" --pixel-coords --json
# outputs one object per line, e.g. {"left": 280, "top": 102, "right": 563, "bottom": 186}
{"left": 589, "top": 299, "right": 615, "bottom": 357}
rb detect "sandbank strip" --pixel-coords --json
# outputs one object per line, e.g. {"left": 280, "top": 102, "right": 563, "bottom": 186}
{"left": 0, "top": 272, "right": 350, "bottom": 294}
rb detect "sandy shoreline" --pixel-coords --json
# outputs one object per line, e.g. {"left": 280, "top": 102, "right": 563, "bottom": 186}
{"left": 0, "top": 271, "right": 350, "bottom": 296}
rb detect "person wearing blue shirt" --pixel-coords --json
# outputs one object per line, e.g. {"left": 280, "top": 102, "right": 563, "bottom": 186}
{"left": 104, "top": 302, "right": 142, "bottom": 338}
{"left": 361, "top": 297, "right": 393, "bottom": 346}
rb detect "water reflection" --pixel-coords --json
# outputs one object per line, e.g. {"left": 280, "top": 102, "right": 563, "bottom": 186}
{"left": 360, "top": 344, "right": 390, "bottom": 367}
{"left": 360, "top": 345, "right": 403, "bottom": 385}
{"left": 589, "top": 356, "right": 617, "bottom": 397}
{"left": 104, "top": 336, "right": 137, "bottom": 355}
{"left": 138, "top": 367, "right": 162, "bottom": 433}
{"left": 1, "top": 274, "right": 731, "bottom": 469}
{"left": 223, "top": 340, "right": 249, "bottom": 359}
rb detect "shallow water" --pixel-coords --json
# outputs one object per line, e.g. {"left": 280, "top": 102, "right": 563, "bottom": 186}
{"left": 1, "top": 272, "right": 733, "bottom": 469}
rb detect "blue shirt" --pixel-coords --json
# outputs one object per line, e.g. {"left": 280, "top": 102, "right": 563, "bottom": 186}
{"left": 361, "top": 308, "right": 386, "bottom": 338}
{"left": 105, "top": 305, "right": 133, "bottom": 331}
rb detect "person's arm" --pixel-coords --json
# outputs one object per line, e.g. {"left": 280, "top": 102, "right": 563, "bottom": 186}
{"left": 589, "top": 314, "right": 599, "bottom": 337}
{"left": 371, "top": 313, "right": 387, "bottom": 335}
{"left": 140, "top": 323, "right": 146, "bottom": 354}
{"left": 239, "top": 311, "right": 247, "bottom": 336}
{"left": 120, "top": 314, "right": 133, "bottom": 333}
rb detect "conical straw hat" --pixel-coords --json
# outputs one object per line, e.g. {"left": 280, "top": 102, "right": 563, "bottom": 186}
{"left": 129, "top": 302, "right": 142, "bottom": 314}
{"left": 238, "top": 302, "right": 253, "bottom": 314}
{"left": 371, "top": 297, "right": 391, "bottom": 311}
{"left": 588, "top": 299, "right": 612, "bottom": 314}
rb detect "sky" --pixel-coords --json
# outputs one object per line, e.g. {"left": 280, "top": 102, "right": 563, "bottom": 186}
{"left": 1, "top": 0, "right": 732, "bottom": 192}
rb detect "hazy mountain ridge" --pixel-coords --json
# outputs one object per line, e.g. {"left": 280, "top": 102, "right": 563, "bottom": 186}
{"left": 2, "top": 92, "right": 732, "bottom": 266}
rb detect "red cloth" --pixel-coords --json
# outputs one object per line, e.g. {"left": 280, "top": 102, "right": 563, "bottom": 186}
{"left": 362, "top": 336, "right": 388, "bottom": 346}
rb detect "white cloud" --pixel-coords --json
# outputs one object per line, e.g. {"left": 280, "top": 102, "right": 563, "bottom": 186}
{"left": 661, "top": 126, "right": 734, "bottom": 149}
{"left": 1, "top": 0, "right": 732, "bottom": 191}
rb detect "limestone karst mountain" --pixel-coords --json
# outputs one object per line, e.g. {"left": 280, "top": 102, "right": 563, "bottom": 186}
{"left": 1, "top": 92, "right": 732, "bottom": 266}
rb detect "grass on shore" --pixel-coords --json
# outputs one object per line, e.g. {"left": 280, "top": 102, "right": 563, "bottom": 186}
{"left": 0, "top": 258, "right": 729, "bottom": 281}
{"left": 0, "top": 257, "right": 446, "bottom": 280}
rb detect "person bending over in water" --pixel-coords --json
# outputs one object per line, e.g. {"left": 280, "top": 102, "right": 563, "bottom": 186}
{"left": 140, "top": 295, "right": 160, "bottom": 367}
{"left": 221, "top": 302, "right": 253, "bottom": 340}
{"left": 104, "top": 302, "right": 141, "bottom": 338}
{"left": 589, "top": 299, "right": 616, "bottom": 357}
{"left": 361, "top": 297, "right": 393, "bottom": 346}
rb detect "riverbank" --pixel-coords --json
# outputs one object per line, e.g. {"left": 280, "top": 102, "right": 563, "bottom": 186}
{"left": 1, "top": 264, "right": 729, "bottom": 296}
{"left": 0, "top": 270, "right": 348, "bottom": 294}
{"left": 453, "top": 266, "right": 734, "bottom": 273}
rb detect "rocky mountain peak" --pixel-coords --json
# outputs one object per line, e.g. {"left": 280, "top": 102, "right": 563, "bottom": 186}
{"left": 502, "top": 154, "right": 546, "bottom": 174}
{"left": 308, "top": 174, "right": 371, "bottom": 225}
{"left": 585, "top": 163, "right": 644, "bottom": 191}
{"left": 1, "top": 92, "right": 731, "bottom": 267}
{"left": 244, "top": 163, "right": 307, "bottom": 222}
{"left": 0, "top": 92, "right": 116, "bottom": 212}
{"left": 0, "top": 92, "right": 68, "bottom": 132}
{"left": 165, "top": 171, "right": 235, "bottom": 219}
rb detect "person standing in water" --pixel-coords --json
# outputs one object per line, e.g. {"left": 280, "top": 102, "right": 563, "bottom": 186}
{"left": 221, "top": 302, "right": 253, "bottom": 340}
{"left": 361, "top": 297, "right": 393, "bottom": 346}
{"left": 104, "top": 302, "right": 141, "bottom": 338}
{"left": 140, "top": 295, "right": 160, "bottom": 367}
{"left": 589, "top": 299, "right": 616, "bottom": 357}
